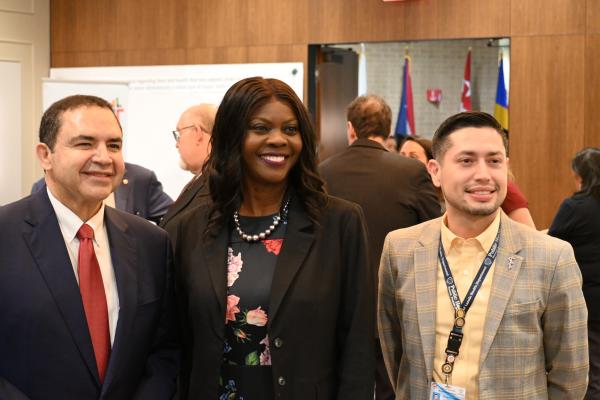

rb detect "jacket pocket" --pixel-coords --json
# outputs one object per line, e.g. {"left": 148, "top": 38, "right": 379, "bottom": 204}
{"left": 504, "top": 300, "right": 541, "bottom": 315}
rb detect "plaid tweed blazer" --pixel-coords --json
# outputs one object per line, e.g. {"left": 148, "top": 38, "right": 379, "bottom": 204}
{"left": 378, "top": 212, "right": 588, "bottom": 399}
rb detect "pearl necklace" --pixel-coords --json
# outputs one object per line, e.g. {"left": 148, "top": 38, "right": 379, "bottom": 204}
{"left": 233, "top": 198, "right": 290, "bottom": 242}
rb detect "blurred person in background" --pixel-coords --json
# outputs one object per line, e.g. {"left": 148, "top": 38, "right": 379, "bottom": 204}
{"left": 549, "top": 147, "right": 600, "bottom": 399}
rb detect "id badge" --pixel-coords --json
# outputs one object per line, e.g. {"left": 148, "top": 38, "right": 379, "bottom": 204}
{"left": 429, "top": 382, "right": 466, "bottom": 400}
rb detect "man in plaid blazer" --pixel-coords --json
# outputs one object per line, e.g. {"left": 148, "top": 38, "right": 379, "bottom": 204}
{"left": 378, "top": 111, "right": 588, "bottom": 399}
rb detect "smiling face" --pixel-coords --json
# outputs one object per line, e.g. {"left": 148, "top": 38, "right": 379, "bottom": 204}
{"left": 241, "top": 99, "right": 302, "bottom": 193}
{"left": 428, "top": 127, "right": 508, "bottom": 223}
{"left": 36, "top": 105, "right": 125, "bottom": 219}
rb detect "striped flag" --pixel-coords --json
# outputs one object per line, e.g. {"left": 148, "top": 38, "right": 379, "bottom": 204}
{"left": 460, "top": 49, "right": 472, "bottom": 112}
{"left": 494, "top": 56, "right": 509, "bottom": 130}
{"left": 358, "top": 43, "right": 367, "bottom": 96}
{"left": 395, "top": 55, "right": 415, "bottom": 139}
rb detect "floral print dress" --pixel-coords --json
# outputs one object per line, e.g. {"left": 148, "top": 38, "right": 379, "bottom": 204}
{"left": 219, "top": 213, "right": 286, "bottom": 400}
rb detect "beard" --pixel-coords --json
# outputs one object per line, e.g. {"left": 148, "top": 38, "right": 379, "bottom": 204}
{"left": 444, "top": 185, "right": 506, "bottom": 218}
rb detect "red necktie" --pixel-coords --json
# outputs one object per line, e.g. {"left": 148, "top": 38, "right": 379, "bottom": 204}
{"left": 77, "top": 224, "right": 110, "bottom": 383}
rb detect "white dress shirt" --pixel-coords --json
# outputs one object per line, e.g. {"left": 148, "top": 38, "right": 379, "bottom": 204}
{"left": 47, "top": 188, "right": 120, "bottom": 346}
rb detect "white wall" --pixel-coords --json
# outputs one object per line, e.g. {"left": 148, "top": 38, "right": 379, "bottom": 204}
{"left": 342, "top": 39, "right": 509, "bottom": 138}
{"left": 0, "top": 0, "right": 49, "bottom": 205}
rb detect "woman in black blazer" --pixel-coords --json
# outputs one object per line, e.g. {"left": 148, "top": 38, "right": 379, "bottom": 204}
{"left": 173, "top": 77, "right": 374, "bottom": 399}
{"left": 549, "top": 147, "right": 600, "bottom": 399}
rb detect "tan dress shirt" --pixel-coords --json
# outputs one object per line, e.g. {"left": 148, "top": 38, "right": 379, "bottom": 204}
{"left": 432, "top": 211, "right": 501, "bottom": 399}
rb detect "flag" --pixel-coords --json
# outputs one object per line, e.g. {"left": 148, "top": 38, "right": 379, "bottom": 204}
{"left": 395, "top": 55, "right": 415, "bottom": 139}
{"left": 494, "top": 56, "right": 509, "bottom": 130}
{"left": 460, "top": 49, "right": 472, "bottom": 111}
{"left": 358, "top": 43, "right": 367, "bottom": 96}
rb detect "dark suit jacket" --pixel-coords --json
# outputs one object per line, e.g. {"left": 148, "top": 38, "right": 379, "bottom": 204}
{"left": 159, "top": 174, "right": 209, "bottom": 247}
{"left": 32, "top": 163, "right": 173, "bottom": 224}
{"left": 0, "top": 190, "right": 179, "bottom": 400}
{"left": 549, "top": 194, "right": 600, "bottom": 320}
{"left": 173, "top": 195, "right": 375, "bottom": 399}
{"left": 319, "top": 139, "right": 441, "bottom": 283}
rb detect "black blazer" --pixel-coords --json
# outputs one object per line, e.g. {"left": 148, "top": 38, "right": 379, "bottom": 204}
{"left": 159, "top": 174, "right": 210, "bottom": 248}
{"left": 32, "top": 163, "right": 174, "bottom": 224}
{"left": 0, "top": 190, "right": 179, "bottom": 400}
{"left": 549, "top": 194, "right": 600, "bottom": 319}
{"left": 319, "top": 139, "right": 441, "bottom": 282}
{"left": 173, "top": 195, "right": 375, "bottom": 399}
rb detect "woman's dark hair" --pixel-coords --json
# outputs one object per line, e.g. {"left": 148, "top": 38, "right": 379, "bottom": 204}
{"left": 572, "top": 147, "right": 600, "bottom": 201}
{"left": 205, "top": 77, "right": 327, "bottom": 235}
{"left": 400, "top": 136, "right": 434, "bottom": 161}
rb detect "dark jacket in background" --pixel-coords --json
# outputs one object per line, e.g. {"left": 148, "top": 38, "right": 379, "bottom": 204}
{"left": 159, "top": 174, "right": 210, "bottom": 248}
{"left": 319, "top": 138, "right": 441, "bottom": 285}
{"left": 549, "top": 194, "right": 600, "bottom": 319}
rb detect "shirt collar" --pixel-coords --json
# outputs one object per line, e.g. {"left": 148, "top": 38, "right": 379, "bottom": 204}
{"left": 441, "top": 210, "right": 501, "bottom": 254}
{"left": 47, "top": 187, "right": 105, "bottom": 243}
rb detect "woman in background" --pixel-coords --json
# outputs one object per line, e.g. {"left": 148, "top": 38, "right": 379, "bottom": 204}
{"left": 174, "top": 77, "right": 374, "bottom": 399}
{"left": 549, "top": 147, "right": 600, "bottom": 399}
{"left": 399, "top": 135, "right": 432, "bottom": 165}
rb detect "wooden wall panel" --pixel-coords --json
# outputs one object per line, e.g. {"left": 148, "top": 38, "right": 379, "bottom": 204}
{"left": 403, "top": 0, "right": 509, "bottom": 40}
{"left": 52, "top": 49, "right": 187, "bottom": 67}
{"left": 511, "top": 0, "right": 585, "bottom": 36}
{"left": 313, "top": 0, "right": 408, "bottom": 43}
{"left": 585, "top": 35, "right": 600, "bottom": 147}
{"left": 306, "top": 0, "right": 508, "bottom": 44}
{"left": 113, "top": 0, "right": 187, "bottom": 50}
{"left": 510, "top": 35, "right": 585, "bottom": 228}
{"left": 247, "top": 0, "right": 308, "bottom": 45}
{"left": 187, "top": 0, "right": 248, "bottom": 48}
{"left": 52, "top": 51, "right": 119, "bottom": 67}
{"left": 589, "top": 0, "right": 600, "bottom": 34}
{"left": 51, "top": 1, "right": 115, "bottom": 52}
{"left": 307, "top": 0, "right": 374, "bottom": 44}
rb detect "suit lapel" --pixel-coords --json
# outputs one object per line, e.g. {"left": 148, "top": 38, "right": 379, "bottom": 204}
{"left": 114, "top": 178, "right": 130, "bottom": 212}
{"left": 268, "top": 199, "right": 314, "bottom": 327}
{"left": 202, "top": 217, "right": 229, "bottom": 339}
{"left": 479, "top": 214, "right": 523, "bottom": 367}
{"left": 24, "top": 191, "right": 101, "bottom": 386}
{"left": 160, "top": 176, "right": 206, "bottom": 227}
{"left": 413, "top": 220, "right": 441, "bottom": 381}
{"left": 101, "top": 208, "right": 138, "bottom": 390}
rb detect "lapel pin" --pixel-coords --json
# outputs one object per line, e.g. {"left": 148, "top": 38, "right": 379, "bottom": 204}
{"left": 507, "top": 256, "right": 515, "bottom": 270}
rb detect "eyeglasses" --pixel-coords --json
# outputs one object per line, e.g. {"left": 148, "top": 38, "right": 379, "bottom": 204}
{"left": 172, "top": 125, "right": 196, "bottom": 142}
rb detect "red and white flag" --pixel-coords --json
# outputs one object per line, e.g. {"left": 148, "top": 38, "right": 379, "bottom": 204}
{"left": 460, "top": 49, "right": 472, "bottom": 112}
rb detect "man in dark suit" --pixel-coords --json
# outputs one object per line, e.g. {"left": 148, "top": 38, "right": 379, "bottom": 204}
{"left": 319, "top": 94, "right": 441, "bottom": 400}
{"left": 0, "top": 95, "right": 179, "bottom": 399}
{"left": 32, "top": 162, "right": 174, "bottom": 224}
{"left": 159, "top": 104, "right": 216, "bottom": 242}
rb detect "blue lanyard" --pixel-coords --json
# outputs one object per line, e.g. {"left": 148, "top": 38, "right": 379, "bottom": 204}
{"left": 438, "top": 225, "right": 501, "bottom": 382}
{"left": 438, "top": 227, "right": 500, "bottom": 323}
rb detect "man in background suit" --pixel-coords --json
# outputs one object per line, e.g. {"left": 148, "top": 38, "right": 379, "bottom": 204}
{"left": 378, "top": 111, "right": 588, "bottom": 399}
{"left": 319, "top": 95, "right": 441, "bottom": 400}
{"left": 159, "top": 104, "right": 216, "bottom": 243}
{"left": 0, "top": 95, "right": 179, "bottom": 399}
{"left": 32, "top": 162, "right": 173, "bottom": 224}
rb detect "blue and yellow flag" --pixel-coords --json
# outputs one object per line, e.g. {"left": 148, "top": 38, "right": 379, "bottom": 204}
{"left": 494, "top": 57, "right": 509, "bottom": 130}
